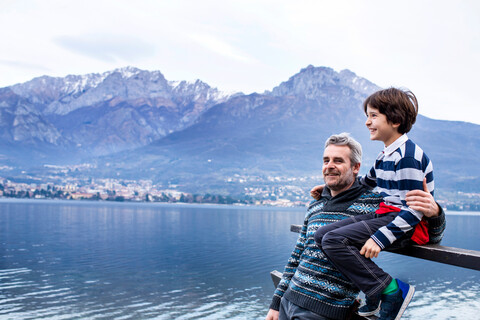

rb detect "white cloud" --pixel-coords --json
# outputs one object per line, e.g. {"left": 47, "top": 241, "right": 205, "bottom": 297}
{"left": 0, "top": 59, "right": 51, "bottom": 72}
{"left": 0, "top": 0, "right": 479, "bottom": 123}
{"left": 54, "top": 34, "right": 155, "bottom": 63}
{"left": 188, "top": 32, "right": 256, "bottom": 63}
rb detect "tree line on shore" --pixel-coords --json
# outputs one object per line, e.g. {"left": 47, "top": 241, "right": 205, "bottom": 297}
{"left": 0, "top": 183, "right": 261, "bottom": 205}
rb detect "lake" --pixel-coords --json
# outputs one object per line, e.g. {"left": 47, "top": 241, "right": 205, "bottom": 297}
{"left": 0, "top": 199, "right": 479, "bottom": 319}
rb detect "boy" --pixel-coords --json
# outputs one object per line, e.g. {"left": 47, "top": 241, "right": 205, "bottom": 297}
{"left": 313, "top": 88, "right": 434, "bottom": 320}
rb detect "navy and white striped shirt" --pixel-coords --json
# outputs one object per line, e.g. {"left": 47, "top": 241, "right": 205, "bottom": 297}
{"left": 360, "top": 134, "right": 434, "bottom": 248}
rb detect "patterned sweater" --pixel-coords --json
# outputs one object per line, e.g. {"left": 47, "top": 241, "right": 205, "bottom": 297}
{"left": 361, "top": 134, "right": 435, "bottom": 248}
{"left": 270, "top": 180, "right": 445, "bottom": 319}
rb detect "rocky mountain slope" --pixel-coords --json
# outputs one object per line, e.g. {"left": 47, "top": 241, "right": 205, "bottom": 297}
{"left": 80, "top": 66, "right": 480, "bottom": 193}
{"left": 1, "top": 65, "right": 479, "bottom": 194}
{"left": 0, "top": 67, "right": 232, "bottom": 164}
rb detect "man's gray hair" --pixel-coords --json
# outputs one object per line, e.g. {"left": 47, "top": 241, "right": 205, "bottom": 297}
{"left": 324, "top": 132, "right": 362, "bottom": 165}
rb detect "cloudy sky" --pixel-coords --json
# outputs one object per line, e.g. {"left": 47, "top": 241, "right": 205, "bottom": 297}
{"left": 1, "top": 0, "right": 479, "bottom": 123}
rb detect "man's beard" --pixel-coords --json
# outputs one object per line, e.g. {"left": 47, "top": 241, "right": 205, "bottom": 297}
{"left": 324, "top": 169, "right": 355, "bottom": 191}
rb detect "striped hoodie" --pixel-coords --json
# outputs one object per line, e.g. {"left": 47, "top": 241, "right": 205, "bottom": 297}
{"left": 360, "top": 134, "right": 434, "bottom": 248}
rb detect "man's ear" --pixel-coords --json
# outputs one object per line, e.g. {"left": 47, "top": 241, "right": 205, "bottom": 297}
{"left": 352, "top": 162, "right": 361, "bottom": 175}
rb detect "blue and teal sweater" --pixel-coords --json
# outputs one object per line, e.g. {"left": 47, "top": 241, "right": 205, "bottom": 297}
{"left": 269, "top": 180, "right": 445, "bottom": 319}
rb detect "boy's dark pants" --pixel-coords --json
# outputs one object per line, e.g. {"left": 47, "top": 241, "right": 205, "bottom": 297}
{"left": 314, "top": 212, "right": 398, "bottom": 297}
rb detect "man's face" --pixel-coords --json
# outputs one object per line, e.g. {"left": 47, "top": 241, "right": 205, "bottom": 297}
{"left": 322, "top": 145, "right": 360, "bottom": 195}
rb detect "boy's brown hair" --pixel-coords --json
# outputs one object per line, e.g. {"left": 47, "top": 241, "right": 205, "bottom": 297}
{"left": 363, "top": 87, "right": 418, "bottom": 134}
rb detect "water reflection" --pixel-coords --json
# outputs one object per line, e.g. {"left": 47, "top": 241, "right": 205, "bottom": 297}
{"left": 0, "top": 200, "right": 479, "bottom": 319}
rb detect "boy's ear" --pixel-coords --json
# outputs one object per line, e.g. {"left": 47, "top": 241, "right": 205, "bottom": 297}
{"left": 391, "top": 122, "right": 401, "bottom": 130}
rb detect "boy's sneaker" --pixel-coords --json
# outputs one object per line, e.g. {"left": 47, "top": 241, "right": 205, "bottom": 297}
{"left": 378, "top": 279, "right": 415, "bottom": 320}
{"left": 358, "top": 294, "right": 381, "bottom": 316}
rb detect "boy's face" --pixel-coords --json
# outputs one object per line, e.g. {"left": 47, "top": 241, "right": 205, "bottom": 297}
{"left": 365, "top": 105, "right": 401, "bottom": 147}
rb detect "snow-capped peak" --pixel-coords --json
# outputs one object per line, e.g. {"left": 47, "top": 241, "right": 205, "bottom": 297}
{"left": 111, "top": 66, "right": 143, "bottom": 79}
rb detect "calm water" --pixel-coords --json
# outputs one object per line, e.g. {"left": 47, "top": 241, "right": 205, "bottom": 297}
{"left": 0, "top": 199, "right": 479, "bottom": 319}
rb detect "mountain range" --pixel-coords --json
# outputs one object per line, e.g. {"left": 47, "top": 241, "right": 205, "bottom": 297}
{"left": 1, "top": 65, "right": 479, "bottom": 195}
{"left": 0, "top": 66, "right": 232, "bottom": 163}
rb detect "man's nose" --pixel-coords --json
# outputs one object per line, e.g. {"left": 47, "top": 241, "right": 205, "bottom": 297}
{"left": 324, "top": 161, "right": 335, "bottom": 169}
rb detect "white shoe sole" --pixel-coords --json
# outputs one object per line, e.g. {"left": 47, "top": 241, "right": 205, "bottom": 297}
{"left": 394, "top": 285, "right": 415, "bottom": 320}
{"left": 358, "top": 302, "right": 381, "bottom": 317}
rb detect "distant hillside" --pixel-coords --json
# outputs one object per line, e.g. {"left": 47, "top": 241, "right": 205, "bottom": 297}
{"left": 0, "top": 67, "right": 233, "bottom": 165}
{"left": 1, "top": 65, "right": 479, "bottom": 195}
{"left": 71, "top": 66, "right": 480, "bottom": 194}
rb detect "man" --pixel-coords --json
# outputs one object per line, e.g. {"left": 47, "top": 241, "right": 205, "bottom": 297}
{"left": 266, "top": 133, "right": 445, "bottom": 320}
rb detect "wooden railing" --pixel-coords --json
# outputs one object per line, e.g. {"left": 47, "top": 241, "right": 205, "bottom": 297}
{"left": 289, "top": 224, "right": 480, "bottom": 271}
{"left": 270, "top": 224, "right": 480, "bottom": 319}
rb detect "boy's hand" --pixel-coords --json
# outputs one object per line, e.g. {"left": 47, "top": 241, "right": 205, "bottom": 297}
{"left": 360, "top": 238, "right": 381, "bottom": 258}
{"left": 310, "top": 184, "right": 325, "bottom": 200}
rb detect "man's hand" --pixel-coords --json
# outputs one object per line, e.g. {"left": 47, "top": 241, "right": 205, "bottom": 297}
{"left": 265, "top": 309, "right": 279, "bottom": 320}
{"left": 310, "top": 184, "right": 325, "bottom": 200}
{"left": 360, "top": 238, "right": 381, "bottom": 258}
{"left": 405, "top": 179, "right": 439, "bottom": 218}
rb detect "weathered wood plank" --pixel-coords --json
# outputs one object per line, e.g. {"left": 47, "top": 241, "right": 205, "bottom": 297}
{"left": 271, "top": 224, "right": 480, "bottom": 319}
{"left": 289, "top": 224, "right": 480, "bottom": 271}
{"left": 392, "top": 244, "right": 480, "bottom": 270}
{"left": 290, "top": 224, "right": 302, "bottom": 233}
{"left": 270, "top": 270, "right": 282, "bottom": 288}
